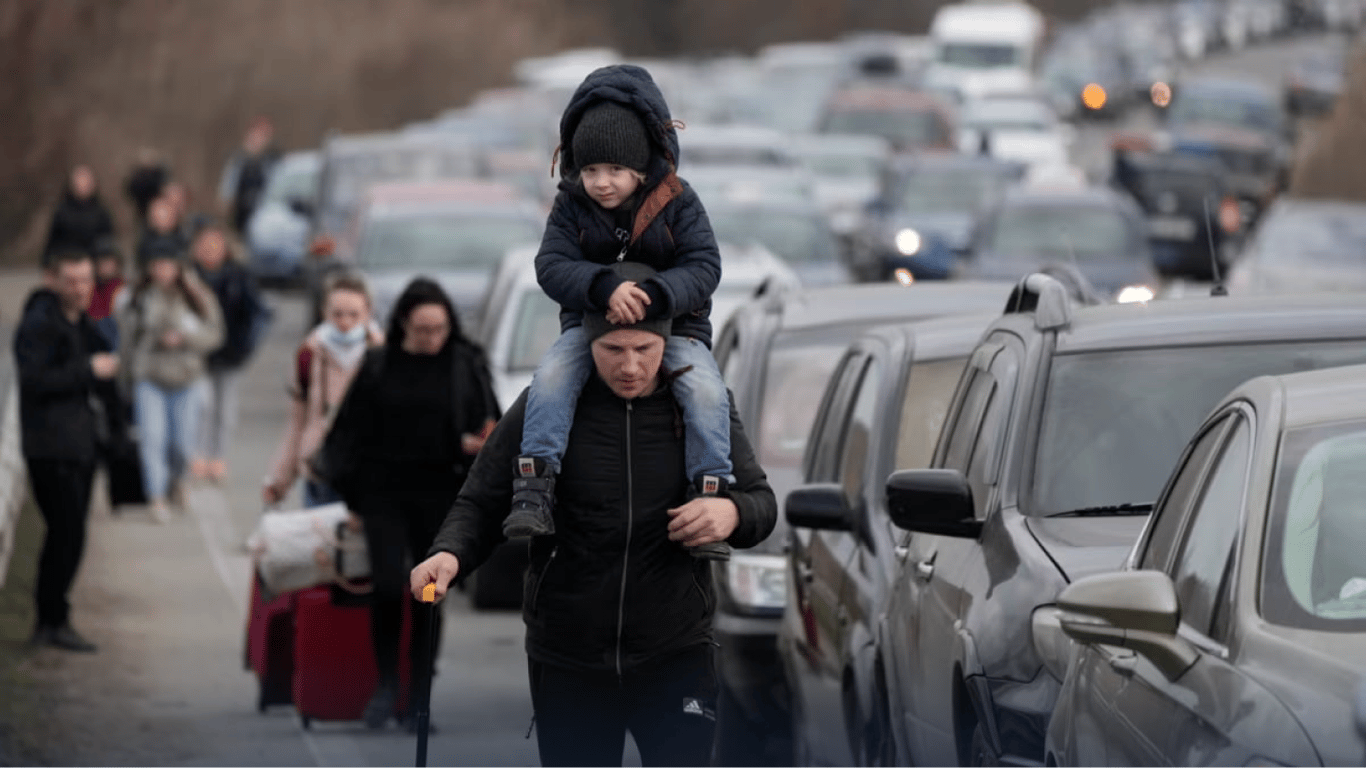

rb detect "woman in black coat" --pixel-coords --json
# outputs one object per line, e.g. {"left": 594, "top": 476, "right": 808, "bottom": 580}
{"left": 44, "top": 166, "right": 115, "bottom": 263}
{"left": 316, "top": 277, "right": 500, "bottom": 731}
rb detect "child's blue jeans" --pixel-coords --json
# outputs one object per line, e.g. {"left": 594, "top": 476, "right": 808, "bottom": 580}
{"left": 522, "top": 326, "right": 734, "bottom": 481}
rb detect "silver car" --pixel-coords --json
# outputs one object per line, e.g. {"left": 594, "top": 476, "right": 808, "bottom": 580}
{"left": 1047, "top": 364, "right": 1366, "bottom": 766}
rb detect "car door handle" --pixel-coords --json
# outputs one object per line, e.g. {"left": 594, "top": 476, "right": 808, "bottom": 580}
{"left": 894, "top": 544, "right": 909, "bottom": 559}
{"left": 797, "top": 562, "right": 814, "bottom": 584}
{"left": 837, "top": 605, "right": 850, "bottom": 626}
{"left": 915, "top": 560, "right": 935, "bottom": 581}
{"left": 1108, "top": 654, "right": 1137, "bottom": 677}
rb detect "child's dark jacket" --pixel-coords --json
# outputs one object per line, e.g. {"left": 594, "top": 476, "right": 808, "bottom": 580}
{"left": 535, "top": 64, "right": 722, "bottom": 348}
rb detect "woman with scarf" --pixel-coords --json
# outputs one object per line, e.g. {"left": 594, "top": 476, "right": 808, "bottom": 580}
{"left": 263, "top": 271, "right": 382, "bottom": 508}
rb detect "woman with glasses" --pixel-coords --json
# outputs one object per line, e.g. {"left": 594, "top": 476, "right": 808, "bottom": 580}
{"left": 313, "top": 277, "right": 500, "bottom": 731}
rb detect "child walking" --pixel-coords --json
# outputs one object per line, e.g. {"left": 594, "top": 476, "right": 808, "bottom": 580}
{"left": 505, "top": 64, "right": 734, "bottom": 561}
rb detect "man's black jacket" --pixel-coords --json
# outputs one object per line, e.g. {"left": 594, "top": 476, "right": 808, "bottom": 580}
{"left": 429, "top": 374, "right": 777, "bottom": 674}
{"left": 13, "top": 289, "right": 120, "bottom": 463}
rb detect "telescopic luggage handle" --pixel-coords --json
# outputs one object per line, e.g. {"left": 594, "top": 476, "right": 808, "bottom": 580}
{"left": 414, "top": 582, "right": 438, "bottom": 767}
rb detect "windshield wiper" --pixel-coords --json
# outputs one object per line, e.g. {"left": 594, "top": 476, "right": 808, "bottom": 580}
{"left": 1046, "top": 502, "right": 1154, "bottom": 518}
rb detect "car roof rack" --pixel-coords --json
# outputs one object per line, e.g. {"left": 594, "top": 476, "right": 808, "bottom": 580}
{"left": 1003, "top": 272, "right": 1073, "bottom": 331}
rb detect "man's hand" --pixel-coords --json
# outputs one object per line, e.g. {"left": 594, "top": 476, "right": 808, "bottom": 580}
{"left": 411, "top": 551, "right": 460, "bottom": 602}
{"left": 89, "top": 352, "right": 119, "bottom": 380}
{"left": 461, "top": 418, "right": 497, "bottom": 455}
{"left": 608, "top": 281, "right": 650, "bottom": 325}
{"left": 159, "top": 329, "right": 185, "bottom": 349}
{"left": 667, "top": 497, "right": 739, "bottom": 548}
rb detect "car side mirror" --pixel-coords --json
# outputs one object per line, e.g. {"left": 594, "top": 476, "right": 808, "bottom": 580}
{"left": 288, "top": 197, "right": 315, "bottom": 218}
{"left": 885, "top": 469, "right": 982, "bottom": 539}
{"left": 1057, "top": 570, "right": 1198, "bottom": 681}
{"left": 785, "top": 484, "right": 854, "bottom": 532}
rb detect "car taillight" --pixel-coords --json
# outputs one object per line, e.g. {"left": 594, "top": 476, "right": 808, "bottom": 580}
{"left": 1218, "top": 196, "right": 1242, "bottom": 233}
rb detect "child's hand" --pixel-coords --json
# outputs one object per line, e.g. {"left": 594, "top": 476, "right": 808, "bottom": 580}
{"left": 608, "top": 281, "right": 651, "bottom": 324}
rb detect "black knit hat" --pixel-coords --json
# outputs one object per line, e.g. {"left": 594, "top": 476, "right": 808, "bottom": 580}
{"left": 571, "top": 102, "right": 651, "bottom": 173}
{"left": 582, "top": 262, "right": 671, "bottom": 342}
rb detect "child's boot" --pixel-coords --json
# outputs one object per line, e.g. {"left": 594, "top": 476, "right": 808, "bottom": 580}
{"left": 504, "top": 457, "right": 556, "bottom": 538}
{"left": 687, "top": 474, "right": 733, "bottom": 561}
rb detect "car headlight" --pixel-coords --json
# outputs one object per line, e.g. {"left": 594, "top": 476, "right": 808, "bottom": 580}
{"left": 1116, "top": 284, "right": 1155, "bottom": 304}
{"left": 726, "top": 554, "right": 787, "bottom": 611}
{"left": 1031, "top": 605, "right": 1075, "bottom": 681}
{"left": 894, "top": 228, "right": 922, "bottom": 256}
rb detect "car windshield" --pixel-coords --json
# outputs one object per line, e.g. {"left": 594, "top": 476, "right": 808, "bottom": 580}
{"left": 507, "top": 289, "right": 562, "bottom": 371}
{"left": 1254, "top": 207, "right": 1366, "bottom": 265}
{"left": 757, "top": 330, "right": 850, "bottom": 470}
{"left": 822, "top": 108, "right": 950, "bottom": 149}
{"left": 1032, "top": 341, "right": 1366, "bottom": 516}
{"left": 1169, "top": 92, "right": 1282, "bottom": 135}
{"left": 939, "top": 42, "right": 1023, "bottom": 68}
{"left": 356, "top": 214, "right": 541, "bottom": 270}
{"left": 261, "top": 163, "right": 318, "bottom": 205}
{"left": 800, "top": 151, "right": 883, "bottom": 180}
{"left": 986, "top": 204, "right": 1133, "bottom": 259}
{"left": 708, "top": 210, "right": 838, "bottom": 264}
{"left": 321, "top": 146, "right": 482, "bottom": 230}
{"left": 899, "top": 168, "right": 1010, "bottom": 213}
{"left": 1264, "top": 419, "right": 1366, "bottom": 631}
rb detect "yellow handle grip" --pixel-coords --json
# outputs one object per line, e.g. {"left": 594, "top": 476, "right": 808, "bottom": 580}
{"left": 421, "top": 583, "right": 437, "bottom": 603}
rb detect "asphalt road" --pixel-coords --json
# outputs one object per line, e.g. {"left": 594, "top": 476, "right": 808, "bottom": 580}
{"left": 2, "top": 30, "right": 1343, "bottom": 767}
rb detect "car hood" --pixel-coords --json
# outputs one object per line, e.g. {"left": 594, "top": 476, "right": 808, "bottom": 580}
{"left": 888, "top": 211, "right": 975, "bottom": 250}
{"left": 789, "top": 260, "right": 855, "bottom": 287}
{"left": 983, "top": 132, "right": 1069, "bottom": 167}
{"left": 1024, "top": 515, "right": 1150, "bottom": 581}
{"left": 961, "top": 253, "right": 1154, "bottom": 293}
{"left": 367, "top": 267, "right": 494, "bottom": 331}
{"left": 248, "top": 202, "right": 309, "bottom": 248}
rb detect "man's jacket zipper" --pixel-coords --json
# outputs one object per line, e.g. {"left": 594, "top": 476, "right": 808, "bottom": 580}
{"left": 616, "top": 400, "right": 634, "bottom": 677}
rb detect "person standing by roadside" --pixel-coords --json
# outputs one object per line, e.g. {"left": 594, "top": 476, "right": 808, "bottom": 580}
{"left": 312, "top": 277, "right": 499, "bottom": 731}
{"left": 409, "top": 277, "right": 778, "bottom": 766}
{"left": 219, "top": 116, "right": 281, "bottom": 235}
{"left": 88, "top": 238, "right": 127, "bottom": 350}
{"left": 262, "top": 271, "right": 382, "bottom": 509}
{"left": 125, "top": 147, "right": 169, "bottom": 225}
{"left": 14, "top": 250, "right": 124, "bottom": 652}
{"left": 189, "top": 220, "right": 271, "bottom": 483}
{"left": 43, "top": 165, "right": 115, "bottom": 266}
{"left": 118, "top": 245, "right": 223, "bottom": 523}
{"left": 137, "top": 196, "right": 189, "bottom": 266}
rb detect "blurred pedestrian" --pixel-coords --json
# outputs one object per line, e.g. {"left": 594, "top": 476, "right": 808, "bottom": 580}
{"left": 137, "top": 196, "right": 189, "bottom": 265}
{"left": 43, "top": 165, "right": 115, "bottom": 266}
{"left": 506, "top": 65, "right": 734, "bottom": 562}
{"left": 219, "top": 116, "right": 281, "bottom": 234}
{"left": 89, "top": 237, "right": 127, "bottom": 350}
{"left": 263, "top": 271, "right": 382, "bottom": 509}
{"left": 408, "top": 287, "right": 778, "bottom": 767}
{"left": 313, "top": 277, "right": 499, "bottom": 731}
{"left": 14, "top": 250, "right": 125, "bottom": 652}
{"left": 189, "top": 220, "right": 271, "bottom": 483}
{"left": 117, "top": 245, "right": 223, "bottom": 523}
{"left": 125, "top": 147, "right": 169, "bottom": 224}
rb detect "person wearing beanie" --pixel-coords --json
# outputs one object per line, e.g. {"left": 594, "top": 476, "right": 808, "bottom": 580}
{"left": 410, "top": 283, "right": 777, "bottom": 766}
{"left": 505, "top": 65, "right": 739, "bottom": 568}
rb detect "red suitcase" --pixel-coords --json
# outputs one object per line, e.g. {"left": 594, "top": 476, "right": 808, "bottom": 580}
{"left": 292, "top": 585, "right": 414, "bottom": 728}
{"left": 245, "top": 572, "right": 296, "bottom": 712}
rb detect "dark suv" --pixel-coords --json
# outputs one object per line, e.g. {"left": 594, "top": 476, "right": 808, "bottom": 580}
{"left": 870, "top": 276, "right": 1366, "bottom": 766}
{"left": 709, "top": 281, "right": 1012, "bottom": 764}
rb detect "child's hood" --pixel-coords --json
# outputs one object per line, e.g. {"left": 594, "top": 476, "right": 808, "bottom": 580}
{"left": 558, "top": 65, "right": 681, "bottom": 182}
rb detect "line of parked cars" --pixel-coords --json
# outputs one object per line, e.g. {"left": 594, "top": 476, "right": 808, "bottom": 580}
{"left": 766, "top": 273, "right": 1366, "bottom": 766}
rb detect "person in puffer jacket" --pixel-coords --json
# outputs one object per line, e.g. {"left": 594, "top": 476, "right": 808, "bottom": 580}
{"left": 410, "top": 283, "right": 777, "bottom": 767}
{"left": 504, "top": 65, "right": 734, "bottom": 564}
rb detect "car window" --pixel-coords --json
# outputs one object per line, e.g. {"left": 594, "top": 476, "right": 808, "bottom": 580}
{"left": 356, "top": 214, "right": 541, "bottom": 270}
{"left": 806, "top": 351, "right": 864, "bottom": 483}
{"left": 708, "top": 209, "right": 838, "bottom": 265}
{"left": 839, "top": 357, "right": 883, "bottom": 511}
{"left": 894, "top": 357, "right": 970, "bottom": 470}
{"left": 1032, "top": 341, "right": 1366, "bottom": 517}
{"left": 1170, "top": 417, "right": 1251, "bottom": 641}
{"left": 968, "top": 348, "right": 1019, "bottom": 503}
{"left": 898, "top": 168, "right": 1011, "bottom": 214}
{"left": 757, "top": 333, "right": 850, "bottom": 471}
{"left": 1139, "top": 416, "right": 1232, "bottom": 572}
{"left": 941, "top": 369, "right": 995, "bottom": 473}
{"left": 1264, "top": 419, "right": 1366, "bottom": 631}
{"left": 507, "top": 291, "right": 562, "bottom": 371}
